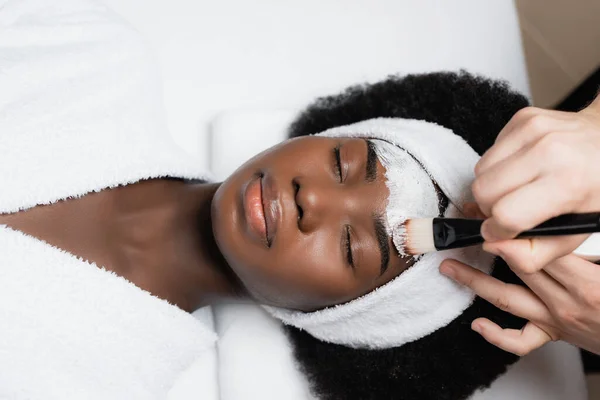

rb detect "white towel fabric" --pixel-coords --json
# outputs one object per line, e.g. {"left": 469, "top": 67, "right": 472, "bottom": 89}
{"left": 0, "top": 0, "right": 208, "bottom": 213}
{"left": 0, "top": 225, "right": 216, "bottom": 399}
{"left": 0, "top": 0, "right": 217, "bottom": 398}
{"left": 266, "top": 118, "right": 495, "bottom": 349}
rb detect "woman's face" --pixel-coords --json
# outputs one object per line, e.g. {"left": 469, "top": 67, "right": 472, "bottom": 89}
{"left": 212, "top": 136, "right": 413, "bottom": 311}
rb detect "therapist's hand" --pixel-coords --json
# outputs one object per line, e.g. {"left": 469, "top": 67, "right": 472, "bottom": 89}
{"left": 471, "top": 95, "right": 600, "bottom": 273}
{"left": 441, "top": 96, "right": 600, "bottom": 357}
{"left": 440, "top": 255, "right": 600, "bottom": 356}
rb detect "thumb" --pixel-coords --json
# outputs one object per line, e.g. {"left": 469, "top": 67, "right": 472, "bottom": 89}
{"left": 483, "top": 234, "right": 590, "bottom": 274}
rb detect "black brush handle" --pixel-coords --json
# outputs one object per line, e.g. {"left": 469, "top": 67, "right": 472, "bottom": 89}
{"left": 432, "top": 212, "right": 600, "bottom": 251}
{"left": 432, "top": 218, "right": 484, "bottom": 250}
{"left": 518, "top": 212, "right": 600, "bottom": 237}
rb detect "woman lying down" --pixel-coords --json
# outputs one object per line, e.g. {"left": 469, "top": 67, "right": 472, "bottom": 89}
{"left": 0, "top": 0, "right": 586, "bottom": 399}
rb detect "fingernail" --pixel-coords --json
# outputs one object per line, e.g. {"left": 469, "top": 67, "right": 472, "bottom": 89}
{"left": 439, "top": 262, "right": 456, "bottom": 279}
{"left": 482, "top": 242, "right": 501, "bottom": 256}
{"left": 472, "top": 322, "right": 483, "bottom": 334}
{"left": 481, "top": 221, "right": 498, "bottom": 242}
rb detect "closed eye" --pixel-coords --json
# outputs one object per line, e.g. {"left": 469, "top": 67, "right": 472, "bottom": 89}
{"left": 293, "top": 179, "right": 303, "bottom": 222}
{"left": 333, "top": 145, "right": 343, "bottom": 182}
{"left": 344, "top": 225, "right": 354, "bottom": 269}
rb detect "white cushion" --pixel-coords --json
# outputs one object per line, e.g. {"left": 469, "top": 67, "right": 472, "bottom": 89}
{"left": 210, "top": 109, "right": 298, "bottom": 180}
{"left": 214, "top": 303, "right": 315, "bottom": 400}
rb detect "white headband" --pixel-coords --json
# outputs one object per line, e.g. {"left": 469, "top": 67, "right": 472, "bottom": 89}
{"left": 368, "top": 138, "right": 439, "bottom": 257}
{"left": 264, "top": 118, "right": 494, "bottom": 349}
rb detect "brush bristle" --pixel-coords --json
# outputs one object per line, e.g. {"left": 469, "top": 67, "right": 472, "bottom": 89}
{"left": 404, "top": 218, "right": 435, "bottom": 255}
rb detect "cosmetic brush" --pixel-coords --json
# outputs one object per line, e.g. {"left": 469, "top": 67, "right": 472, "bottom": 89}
{"left": 401, "top": 212, "right": 600, "bottom": 256}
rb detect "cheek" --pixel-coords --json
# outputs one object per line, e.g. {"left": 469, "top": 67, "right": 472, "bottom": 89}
{"left": 243, "top": 234, "right": 359, "bottom": 307}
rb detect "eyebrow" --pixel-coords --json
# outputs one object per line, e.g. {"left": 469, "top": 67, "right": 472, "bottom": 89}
{"left": 373, "top": 213, "right": 390, "bottom": 276}
{"left": 365, "top": 140, "right": 377, "bottom": 182}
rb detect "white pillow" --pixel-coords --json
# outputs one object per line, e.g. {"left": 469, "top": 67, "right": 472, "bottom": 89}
{"left": 209, "top": 109, "right": 298, "bottom": 181}
{"left": 214, "top": 302, "right": 315, "bottom": 400}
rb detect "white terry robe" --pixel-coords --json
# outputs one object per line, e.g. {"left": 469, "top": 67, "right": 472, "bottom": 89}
{"left": 0, "top": 0, "right": 217, "bottom": 398}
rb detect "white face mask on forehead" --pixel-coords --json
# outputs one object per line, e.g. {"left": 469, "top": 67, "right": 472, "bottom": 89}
{"left": 369, "top": 139, "right": 440, "bottom": 256}
{"left": 264, "top": 118, "right": 494, "bottom": 349}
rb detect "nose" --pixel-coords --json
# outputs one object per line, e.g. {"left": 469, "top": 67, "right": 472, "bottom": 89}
{"left": 296, "top": 180, "right": 358, "bottom": 233}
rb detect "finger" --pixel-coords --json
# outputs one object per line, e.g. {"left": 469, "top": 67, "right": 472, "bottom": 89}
{"left": 494, "top": 107, "right": 550, "bottom": 143}
{"left": 462, "top": 202, "right": 487, "bottom": 219}
{"left": 581, "top": 94, "right": 600, "bottom": 115}
{"left": 544, "top": 253, "right": 599, "bottom": 293}
{"left": 472, "top": 142, "right": 539, "bottom": 216}
{"left": 475, "top": 111, "right": 576, "bottom": 176}
{"left": 483, "top": 235, "right": 589, "bottom": 274}
{"left": 472, "top": 318, "right": 553, "bottom": 356}
{"left": 440, "top": 259, "right": 553, "bottom": 323}
{"left": 494, "top": 109, "right": 574, "bottom": 143}
{"left": 507, "top": 266, "right": 568, "bottom": 311}
{"left": 481, "top": 175, "right": 581, "bottom": 241}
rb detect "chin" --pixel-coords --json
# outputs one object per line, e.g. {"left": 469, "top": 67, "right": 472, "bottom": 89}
{"left": 210, "top": 182, "right": 236, "bottom": 258}
{"left": 211, "top": 178, "right": 255, "bottom": 276}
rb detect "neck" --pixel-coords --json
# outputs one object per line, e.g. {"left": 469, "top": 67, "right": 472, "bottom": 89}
{"left": 114, "top": 179, "right": 244, "bottom": 312}
{"left": 169, "top": 181, "right": 245, "bottom": 310}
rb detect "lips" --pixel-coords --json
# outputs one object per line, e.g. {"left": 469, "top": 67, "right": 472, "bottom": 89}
{"left": 261, "top": 173, "right": 280, "bottom": 246}
{"left": 243, "top": 174, "right": 280, "bottom": 247}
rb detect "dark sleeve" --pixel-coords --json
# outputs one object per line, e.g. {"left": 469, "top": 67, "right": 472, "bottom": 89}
{"left": 284, "top": 71, "right": 531, "bottom": 400}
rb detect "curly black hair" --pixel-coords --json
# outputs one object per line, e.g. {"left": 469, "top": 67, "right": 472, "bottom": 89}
{"left": 285, "top": 71, "right": 531, "bottom": 400}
